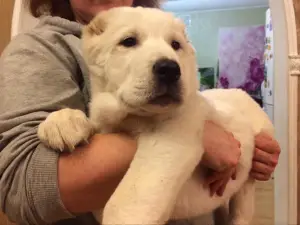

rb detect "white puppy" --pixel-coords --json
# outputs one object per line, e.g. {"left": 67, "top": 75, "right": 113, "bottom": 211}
{"left": 38, "top": 7, "right": 274, "bottom": 225}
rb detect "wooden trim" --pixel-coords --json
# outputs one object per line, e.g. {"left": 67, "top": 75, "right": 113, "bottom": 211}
{"left": 285, "top": 0, "right": 299, "bottom": 223}
{"left": 0, "top": 0, "right": 14, "bottom": 54}
{"left": 293, "top": 0, "right": 300, "bottom": 224}
{"left": 294, "top": 0, "right": 300, "bottom": 53}
{"left": 273, "top": 0, "right": 299, "bottom": 224}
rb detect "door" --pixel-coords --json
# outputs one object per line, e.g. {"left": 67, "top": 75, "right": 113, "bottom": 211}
{"left": 0, "top": 0, "right": 14, "bottom": 54}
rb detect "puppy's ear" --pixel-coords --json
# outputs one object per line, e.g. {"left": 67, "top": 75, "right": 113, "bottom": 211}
{"left": 175, "top": 18, "right": 190, "bottom": 42}
{"left": 83, "top": 15, "right": 107, "bottom": 37}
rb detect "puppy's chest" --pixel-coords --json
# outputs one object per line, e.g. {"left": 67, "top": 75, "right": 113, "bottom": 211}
{"left": 114, "top": 116, "right": 158, "bottom": 136}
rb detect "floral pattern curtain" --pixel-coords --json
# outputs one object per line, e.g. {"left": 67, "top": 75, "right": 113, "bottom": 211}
{"left": 217, "top": 25, "right": 265, "bottom": 97}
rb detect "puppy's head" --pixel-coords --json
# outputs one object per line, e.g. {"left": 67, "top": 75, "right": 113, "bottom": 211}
{"left": 82, "top": 7, "right": 199, "bottom": 115}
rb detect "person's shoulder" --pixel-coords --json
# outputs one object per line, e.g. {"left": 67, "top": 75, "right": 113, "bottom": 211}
{"left": 2, "top": 16, "right": 83, "bottom": 57}
{"left": 30, "top": 16, "right": 83, "bottom": 42}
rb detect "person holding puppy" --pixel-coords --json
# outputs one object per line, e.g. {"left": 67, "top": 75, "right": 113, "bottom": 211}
{"left": 0, "top": 0, "right": 280, "bottom": 224}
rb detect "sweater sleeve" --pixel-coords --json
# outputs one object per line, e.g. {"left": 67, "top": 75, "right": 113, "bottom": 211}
{"left": 0, "top": 33, "right": 86, "bottom": 225}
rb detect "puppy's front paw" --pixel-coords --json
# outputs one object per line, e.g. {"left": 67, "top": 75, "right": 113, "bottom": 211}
{"left": 38, "top": 108, "right": 94, "bottom": 152}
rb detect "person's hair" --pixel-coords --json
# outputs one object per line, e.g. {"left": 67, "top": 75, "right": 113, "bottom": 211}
{"left": 27, "top": 0, "right": 162, "bottom": 21}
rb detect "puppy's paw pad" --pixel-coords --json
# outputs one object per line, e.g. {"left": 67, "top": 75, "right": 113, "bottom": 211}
{"left": 38, "top": 109, "right": 94, "bottom": 152}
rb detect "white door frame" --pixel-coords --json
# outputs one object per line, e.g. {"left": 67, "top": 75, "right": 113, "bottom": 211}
{"left": 285, "top": 0, "right": 299, "bottom": 223}
{"left": 271, "top": 0, "right": 298, "bottom": 224}
{"left": 10, "top": 0, "right": 299, "bottom": 224}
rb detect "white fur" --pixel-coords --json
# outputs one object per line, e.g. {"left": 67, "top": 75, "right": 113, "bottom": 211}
{"left": 37, "top": 7, "right": 274, "bottom": 225}
{"left": 38, "top": 108, "right": 94, "bottom": 151}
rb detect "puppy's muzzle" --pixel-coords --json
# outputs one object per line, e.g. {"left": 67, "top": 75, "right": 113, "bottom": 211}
{"left": 153, "top": 59, "right": 181, "bottom": 85}
{"left": 148, "top": 58, "right": 182, "bottom": 106}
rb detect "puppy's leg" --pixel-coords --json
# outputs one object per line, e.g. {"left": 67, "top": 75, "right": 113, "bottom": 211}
{"left": 100, "top": 130, "right": 203, "bottom": 225}
{"left": 89, "top": 92, "right": 128, "bottom": 133}
{"left": 229, "top": 179, "right": 255, "bottom": 225}
{"left": 38, "top": 108, "right": 94, "bottom": 152}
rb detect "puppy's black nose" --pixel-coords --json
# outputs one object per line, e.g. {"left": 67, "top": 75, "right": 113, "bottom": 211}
{"left": 153, "top": 59, "right": 181, "bottom": 84}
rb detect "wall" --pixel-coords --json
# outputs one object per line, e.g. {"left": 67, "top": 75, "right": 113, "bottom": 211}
{"left": 171, "top": 7, "right": 268, "bottom": 74}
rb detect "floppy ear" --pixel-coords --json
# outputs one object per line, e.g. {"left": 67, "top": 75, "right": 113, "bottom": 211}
{"left": 81, "top": 12, "right": 110, "bottom": 66}
{"left": 174, "top": 18, "right": 189, "bottom": 41}
{"left": 82, "top": 13, "right": 108, "bottom": 38}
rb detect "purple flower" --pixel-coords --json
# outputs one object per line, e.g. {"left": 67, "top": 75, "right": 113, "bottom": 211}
{"left": 251, "top": 67, "right": 264, "bottom": 83}
{"left": 249, "top": 58, "right": 265, "bottom": 84}
{"left": 244, "top": 81, "right": 255, "bottom": 91}
{"left": 245, "top": 81, "right": 260, "bottom": 92}
{"left": 238, "top": 80, "right": 260, "bottom": 92}
{"left": 219, "top": 76, "right": 229, "bottom": 89}
{"left": 250, "top": 58, "right": 260, "bottom": 68}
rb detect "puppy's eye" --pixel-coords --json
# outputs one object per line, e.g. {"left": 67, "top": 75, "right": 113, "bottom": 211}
{"left": 119, "top": 37, "right": 138, "bottom": 47}
{"left": 171, "top": 40, "right": 181, "bottom": 51}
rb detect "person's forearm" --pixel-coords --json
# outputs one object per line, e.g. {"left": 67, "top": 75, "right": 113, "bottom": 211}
{"left": 58, "top": 133, "right": 137, "bottom": 214}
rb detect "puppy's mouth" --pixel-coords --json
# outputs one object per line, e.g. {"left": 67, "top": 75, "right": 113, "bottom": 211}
{"left": 149, "top": 94, "right": 180, "bottom": 106}
{"left": 148, "top": 84, "right": 182, "bottom": 106}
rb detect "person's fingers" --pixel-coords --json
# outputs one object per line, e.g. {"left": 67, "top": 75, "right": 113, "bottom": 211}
{"left": 250, "top": 171, "right": 271, "bottom": 181}
{"left": 253, "top": 148, "right": 276, "bottom": 166}
{"left": 217, "top": 176, "right": 231, "bottom": 196}
{"left": 237, "top": 140, "right": 241, "bottom": 148}
{"left": 210, "top": 180, "right": 222, "bottom": 197}
{"left": 206, "top": 172, "right": 223, "bottom": 184}
{"left": 231, "top": 168, "right": 237, "bottom": 180}
{"left": 255, "top": 133, "right": 280, "bottom": 154}
{"left": 255, "top": 132, "right": 273, "bottom": 142}
{"left": 232, "top": 135, "right": 241, "bottom": 149}
{"left": 208, "top": 169, "right": 235, "bottom": 197}
{"left": 251, "top": 161, "right": 274, "bottom": 175}
{"left": 207, "top": 166, "right": 237, "bottom": 184}
{"left": 229, "top": 133, "right": 241, "bottom": 149}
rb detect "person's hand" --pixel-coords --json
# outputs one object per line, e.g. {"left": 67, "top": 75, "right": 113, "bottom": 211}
{"left": 202, "top": 121, "right": 241, "bottom": 171}
{"left": 206, "top": 167, "right": 237, "bottom": 197}
{"left": 250, "top": 132, "right": 280, "bottom": 181}
{"left": 202, "top": 121, "right": 241, "bottom": 196}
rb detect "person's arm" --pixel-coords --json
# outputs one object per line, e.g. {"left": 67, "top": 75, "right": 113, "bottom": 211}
{"left": 201, "top": 121, "right": 241, "bottom": 196}
{"left": 202, "top": 121, "right": 280, "bottom": 196}
{"left": 0, "top": 33, "right": 135, "bottom": 224}
{"left": 58, "top": 133, "right": 136, "bottom": 214}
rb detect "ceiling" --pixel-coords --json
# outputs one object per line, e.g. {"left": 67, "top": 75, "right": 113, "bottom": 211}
{"left": 162, "top": 0, "right": 269, "bottom": 12}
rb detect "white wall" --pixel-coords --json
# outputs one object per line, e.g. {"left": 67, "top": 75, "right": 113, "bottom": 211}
{"left": 163, "top": 0, "right": 268, "bottom": 12}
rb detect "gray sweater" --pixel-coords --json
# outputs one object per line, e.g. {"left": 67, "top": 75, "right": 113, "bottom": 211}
{"left": 0, "top": 16, "right": 98, "bottom": 225}
{"left": 0, "top": 15, "right": 212, "bottom": 225}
